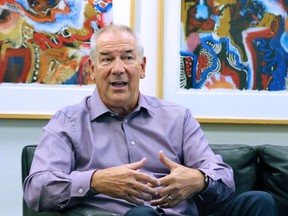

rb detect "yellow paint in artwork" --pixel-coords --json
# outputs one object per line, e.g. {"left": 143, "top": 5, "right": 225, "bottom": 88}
{"left": 208, "top": 79, "right": 235, "bottom": 89}
{"left": 210, "top": 0, "right": 236, "bottom": 38}
{"left": 0, "top": 12, "right": 24, "bottom": 54}
{"left": 37, "top": 47, "right": 80, "bottom": 84}
{"left": 257, "top": 13, "right": 276, "bottom": 28}
{"left": 69, "top": 3, "right": 99, "bottom": 37}
{"left": 0, "top": 12, "right": 21, "bottom": 36}
{"left": 23, "top": 41, "right": 37, "bottom": 83}
{"left": 285, "top": 16, "right": 288, "bottom": 32}
{"left": 215, "top": 8, "right": 231, "bottom": 38}
{"left": 213, "top": 0, "right": 236, "bottom": 11}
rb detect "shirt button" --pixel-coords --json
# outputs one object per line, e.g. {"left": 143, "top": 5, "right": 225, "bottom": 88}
{"left": 124, "top": 119, "right": 128, "bottom": 123}
{"left": 79, "top": 188, "right": 83, "bottom": 194}
{"left": 131, "top": 141, "right": 135, "bottom": 146}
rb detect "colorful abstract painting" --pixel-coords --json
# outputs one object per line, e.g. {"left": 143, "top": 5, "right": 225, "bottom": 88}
{"left": 0, "top": 0, "right": 112, "bottom": 85}
{"left": 180, "top": 0, "right": 288, "bottom": 91}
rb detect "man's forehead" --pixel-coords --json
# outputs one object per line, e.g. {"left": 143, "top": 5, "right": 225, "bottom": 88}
{"left": 98, "top": 30, "right": 136, "bottom": 44}
{"left": 95, "top": 31, "right": 137, "bottom": 55}
{"left": 100, "top": 30, "right": 134, "bottom": 39}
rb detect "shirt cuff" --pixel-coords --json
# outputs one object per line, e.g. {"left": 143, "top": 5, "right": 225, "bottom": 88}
{"left": 70, "top": 169, "right": 96, "bottom": 197}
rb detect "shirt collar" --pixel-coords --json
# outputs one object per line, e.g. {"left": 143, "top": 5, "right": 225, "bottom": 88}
{"left": 89, "top": 88, "right": 154, "bottom": 121}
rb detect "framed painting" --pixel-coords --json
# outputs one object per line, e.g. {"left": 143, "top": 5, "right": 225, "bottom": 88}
{"left": 0, "top": 0, "right": 133, "bottom": 118}
{"left": 162, "top": 0, "right": 288, "bottom": 124}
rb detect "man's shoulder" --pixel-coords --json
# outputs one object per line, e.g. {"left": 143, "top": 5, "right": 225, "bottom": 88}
{"left": 54, "top": 96, "right": 91, "bottom": 119}
{"left": 142, "top": 94, "right": 187, "bottom": 110}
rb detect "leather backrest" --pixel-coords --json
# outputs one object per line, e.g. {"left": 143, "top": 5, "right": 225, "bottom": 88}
{"left": 22, "top": 145, "right": 62, "bottom": 216}
{"left": 22, "top": 145, "right": 37, "bottom": 183}
{"left": 210, "top": 144, "right": 258, "bottom": 196}
{"left": 194, "top": 144, "right": 258, "bottom": 215}
{"left": 256, "top": 144, "right": 288, "bottom": 216}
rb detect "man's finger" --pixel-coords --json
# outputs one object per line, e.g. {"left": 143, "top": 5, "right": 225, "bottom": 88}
{"left": 136, "top": 172, "right": 160, "bottom": 188}
{"left": 124, "top": 158, "right": 160, "bottom": 187}
{"left": 158, "top": 151, "right": 178, "bottom": 170}
{"left": 124, "top": 157, "right": 147, "bottom": 170}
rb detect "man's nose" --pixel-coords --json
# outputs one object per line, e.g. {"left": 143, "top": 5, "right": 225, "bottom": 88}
{"left": 112, "top": 58, "right": 125, "bottom": 75}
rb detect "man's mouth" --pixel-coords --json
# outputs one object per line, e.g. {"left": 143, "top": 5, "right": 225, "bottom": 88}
{"left": 110, "top": 81, "right": 128, "bottom": 87}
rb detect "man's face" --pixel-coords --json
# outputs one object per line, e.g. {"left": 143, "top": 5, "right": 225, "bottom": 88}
{"left": 90, "top": 30, "right": 146, "bottom": 114}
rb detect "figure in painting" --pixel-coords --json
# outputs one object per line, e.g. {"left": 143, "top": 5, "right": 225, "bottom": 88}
{"left": 181, "top": 0, "right": 288, "bottom": 91}
{"left": 0, "top": 0, "right": 112, "bottom": 85}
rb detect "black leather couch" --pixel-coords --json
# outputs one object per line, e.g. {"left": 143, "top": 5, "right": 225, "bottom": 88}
{"left": 22, "top": 144, "right": 288, "bottom": 216}
{"left": 197, "top": 144, "right": 288, "bottom": 216}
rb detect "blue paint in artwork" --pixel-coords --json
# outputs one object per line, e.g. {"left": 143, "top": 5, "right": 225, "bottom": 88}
{"left": 280, "top": 32, "right": 288, "bottom": 52}
{"left": 62, "top": 71, "right": 79, "bottom": 84}
{"left": 253, "top": 19, "right": 287, "bottom": 90}
{"left": 195, "top": 0, "right": 209, "bottom": 21}
{"left": 15, "top": 0, "right": 86, "bottom": 33}
{"left": 5, "top": 57, "right": 24, "bottom": 80}
{"left": 270, "top": 50, "right": 287, "bottom": 90}
{"left": 240, "top": 0, "right": 249, "bottom": 6}
{"left": 48, "top": 0, "right": 57, "bottom": 6}
{"left": 8, "top": 57, "right": 24, "bottom": 69}
{"left": 95, "top": 2, "right": 112, "bottom": 13}
{"left": 189, "top": 35, "right": 250, "bottom": 89}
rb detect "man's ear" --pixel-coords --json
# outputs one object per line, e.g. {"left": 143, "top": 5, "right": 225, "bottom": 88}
{"left": 88, "top": 59, "right": 95, "bottom": 80}
{"left": 140, "top": 57, "right": 146, "bottom": 79}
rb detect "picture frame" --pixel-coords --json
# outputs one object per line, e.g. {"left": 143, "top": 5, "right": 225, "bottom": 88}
{"left": 0, "top": 0, "right": 133, "bottom": 119}
{"left": 161, "top": 0, "right": 288, "bottom": 124}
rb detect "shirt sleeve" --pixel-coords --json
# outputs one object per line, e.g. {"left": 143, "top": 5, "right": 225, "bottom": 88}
{"left": 182, "top": 108, "right": 235, "bottom": 204}
{"left": 23, "top": 111, "right": 96, "bottom": 211}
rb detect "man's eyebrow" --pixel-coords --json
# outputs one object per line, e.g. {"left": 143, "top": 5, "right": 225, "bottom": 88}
{"left": 99, "top": 49, "right": 135, "bottom": 56}
{"left": 99, "top": 51, "right": 109, "bottom": 56}
{"left": 122, "top": 49, "right": 135, "bottom": 54}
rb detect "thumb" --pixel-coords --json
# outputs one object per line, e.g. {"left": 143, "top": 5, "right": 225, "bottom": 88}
{"left": 124, "top": 157, "right": 147, "bottom": 170}
{"left": 158, "top": 151, "right": 178, "bottom": 171}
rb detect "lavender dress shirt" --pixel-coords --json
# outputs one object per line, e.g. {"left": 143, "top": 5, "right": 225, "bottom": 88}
{"left": 23, "top": 88, "right": 235, "bottom": 216}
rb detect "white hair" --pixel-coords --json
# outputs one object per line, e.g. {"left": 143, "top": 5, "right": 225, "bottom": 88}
{"left": 90, "top": 24, "right": 144, "bottom": 65}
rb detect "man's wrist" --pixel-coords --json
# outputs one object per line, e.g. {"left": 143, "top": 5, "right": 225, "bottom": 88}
{"left": 198, "top": 170, "right": 209, "bottom": 192}
{"left": 204, "top": 173, "right": 209, "bottom": 189}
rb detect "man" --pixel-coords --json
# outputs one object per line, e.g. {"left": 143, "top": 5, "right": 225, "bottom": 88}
{"left": 23, "top": 24, "right": 277, "bottom": 216}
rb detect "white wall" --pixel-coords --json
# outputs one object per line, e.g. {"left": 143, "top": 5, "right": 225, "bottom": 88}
{"left": 134, "top": 0, "right": 158, "bottom": 97}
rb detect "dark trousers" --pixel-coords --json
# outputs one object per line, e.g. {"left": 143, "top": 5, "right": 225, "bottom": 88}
{"left": 124, "top": 191, "right": 278, "bottom": 216}
{"left": 214, "top": 191, "right": 278, "bottom": 216}
{"left": 124, "top": 205, "right": 162, "bottom": 216}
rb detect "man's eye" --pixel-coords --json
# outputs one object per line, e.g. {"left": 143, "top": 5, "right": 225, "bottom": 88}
{"left": 100, "top": 57, "right": 112, "bottom": 64}
{"left": 126, "top": 56, "right": 134, "bottom": 60}
{"left": 123, "top": 56, "right": 135, "bottom": 63}
{"left": 101, "top": 58, "right": 112, "bottom": 63}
